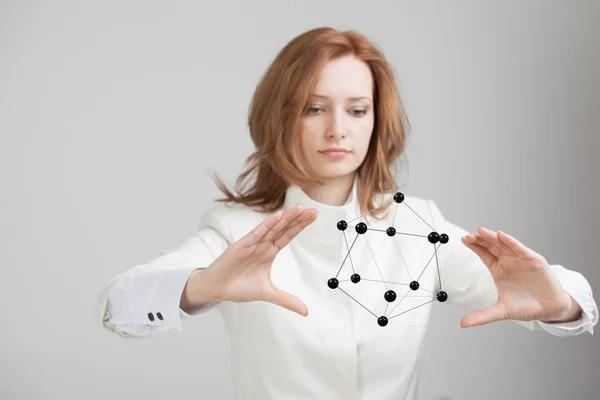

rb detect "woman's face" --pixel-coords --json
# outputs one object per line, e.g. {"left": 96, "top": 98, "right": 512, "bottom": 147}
{"left": 298, "top": 55, "right": 375, "bottom": 184}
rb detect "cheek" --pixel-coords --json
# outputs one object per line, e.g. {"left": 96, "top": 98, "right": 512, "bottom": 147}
{"left": 299, "top": 120, "right": 322, "bottom": 150}
{"left": 356, "top": 122, "right": 374, "bottom": 151}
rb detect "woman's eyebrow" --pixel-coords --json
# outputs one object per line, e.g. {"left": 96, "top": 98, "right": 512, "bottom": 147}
{"left": 309, "top": 94, "right": 373, "bottom": 102}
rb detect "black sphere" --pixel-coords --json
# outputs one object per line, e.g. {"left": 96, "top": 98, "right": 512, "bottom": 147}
{"left": 436, "top": 290, "right": 448, "bottom": 302}
{"left": 350, "top": 273, "right": 361, "bottom": 283}
{"left": 378, "top": 316, "right": 388, "bottom": 327}
{"left": 386, "top": 227, "right": 396, "bottom": 237}
{"left": 428, "top": 232, "right": 440, "bottom": 244}
{"left": 439, "top": 233, "right": 449, "bottom": 244}
{"left": 409, "top": 281, "right": 420, "bottom": 291}
{"left": 384, "top": 290, "right": 397, "bottom": 302}
{"left": 327, "top": 278, "right": 339, "bottom": 289}
{"left": 355, "top": 222, "right": 368, "bottom": 234}
{"left": 337, "top": 220, "right": 347, "bottom": 231}
{"left": 393, "top": 192, "right": 404, "bottom": 204}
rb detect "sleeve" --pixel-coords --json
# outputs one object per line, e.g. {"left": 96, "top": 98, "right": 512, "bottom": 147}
{"left": 426, "top": 199, "right": 598, "bottom": 336}
{"left": 96, "top": 208, "right": 232, "bottom": 339}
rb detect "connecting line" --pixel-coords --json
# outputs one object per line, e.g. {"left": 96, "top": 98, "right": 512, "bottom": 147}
{"left": 415, "top": 286, "right": 433, "bottom": 294}
{"left": 347, "top": 198, "right": 395, "bottom": 224}
{"left": 356, "top": 235, "right": 388, "bottom": 276}
{"left": 388, "top": 299, "right": 435, "bottom": 320}
{"left": 360, "top": 279, "right": 409, "bottom": 286}
{"left": 363, "top": 235, "right": 388, "bottom": 291}
{"left": 358, "top": 236, "right": 385, "bottom": 274}
{"left": 360, "top": 279, "right": 434, "bottom": 295}
{"left": 333, "top": 228, "right": 343, "bottom": 273}
{"left": 357, "top": 282, "right": 379, "bottom": 316}
{"left": 335, "top": 234, "right": 359, "bottom": 279}
{"left": 338, "top": 287, "right": 378, "bottom": 318}
{"left": 342, "top": 231, "right": 356, "bottom": 274}
{"left": 385, "top": 288, "right": 411, "bottom": 317}
{"left": 416, "top": 243, "right": 441, "bottom": 281}
{"left": 433, "top": 243, "right": 442, "bottom": 290}
{"left": 403, "top": 201, "right": 435, "bottom": 232}
{"left": 392, "top": 236, "right": 412, "bottom": 281}
{"left": 365, "top": 228, "right": 427, "bottom": 238}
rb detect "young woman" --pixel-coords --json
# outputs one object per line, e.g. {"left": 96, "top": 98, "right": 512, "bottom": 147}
{"left": 97, "top": 27, "right": 598, "bottom": 399}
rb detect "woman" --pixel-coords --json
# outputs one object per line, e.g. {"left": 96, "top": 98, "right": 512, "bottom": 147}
{"left": 97, "top": 27, "right": 597, "bottom": 399}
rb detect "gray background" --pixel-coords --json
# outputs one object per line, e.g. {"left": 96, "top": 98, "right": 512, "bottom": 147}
{"left": 1, "top": 1, "right": 598, "bottom": 399}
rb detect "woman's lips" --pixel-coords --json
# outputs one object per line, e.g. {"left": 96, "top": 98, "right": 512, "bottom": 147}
{"left": 320, "top": 150, "right": 350, "bottom": 158}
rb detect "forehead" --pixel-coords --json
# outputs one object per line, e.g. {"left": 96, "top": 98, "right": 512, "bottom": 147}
{"left": 312, "top": 55, "right": 373, "bottom": 99}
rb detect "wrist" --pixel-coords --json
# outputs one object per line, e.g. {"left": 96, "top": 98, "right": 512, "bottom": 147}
{"left": 180, "top": 268, "right": 222, "bottom": 311}
{"left": 542, "top": 292, "right": 582, "bottom": 323}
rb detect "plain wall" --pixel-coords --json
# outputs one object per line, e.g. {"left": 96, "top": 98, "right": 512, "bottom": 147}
{"left": 1, "top": 1, "right": 598, "bottom": 399}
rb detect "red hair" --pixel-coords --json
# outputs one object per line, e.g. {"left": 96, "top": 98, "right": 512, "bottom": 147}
{"left": 212, "top": 27, "right": 410, "bottom": 219}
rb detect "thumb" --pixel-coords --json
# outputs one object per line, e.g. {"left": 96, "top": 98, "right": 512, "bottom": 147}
{"left": 460, "top": 303, "right": 508, "bottom": 328}
{"left": 265, "top": 288, "right": 309, "bottom": 317}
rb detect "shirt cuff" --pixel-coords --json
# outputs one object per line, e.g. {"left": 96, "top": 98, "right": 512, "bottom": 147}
{"left": 107, "top": 265, "right": 201, "bottom": 333}
{"left": 536, "top": 268, "right": 598, "bottom": 337}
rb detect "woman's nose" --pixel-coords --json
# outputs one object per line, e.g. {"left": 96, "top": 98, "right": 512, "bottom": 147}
{"left": 327, "top": 108, "right": 346, "bottom": 139}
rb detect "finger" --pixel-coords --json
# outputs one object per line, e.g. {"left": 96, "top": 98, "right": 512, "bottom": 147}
{"left": 274, "top": 209, "right": 318, "bottom": 249}
{"left": 262, "top": 204, "right": 305, "bottom": 242}
{"left": 476, "top": 228, "right": 515, "bottom": 256}
{"left": 497, "top": 231, "right": 539, "bottom": 260}
{"left": 238, "top": 210, "right": 284, "bottom": 248}
{"left": 461, "top": 237, "right": 497, "bottom": 266}
{"left": 275, "top": 209, "right": 310, "bottom": 235}
{"left": 460, "top": 303, "right": 508, "bottom": 328}
{"left": 262, "top": 205, "right": 304, "bottom": 241}
{"left": 273, "top": 208, "right": 316, "bottom": 238}
{"left": 263, "top": 288, "right": 309, "bottom": 316}
{"left": 465, "top": 231, "right": 506, "bottom": 259}
{"left": 467, "top": 234, "right": 504, "bottom": 259}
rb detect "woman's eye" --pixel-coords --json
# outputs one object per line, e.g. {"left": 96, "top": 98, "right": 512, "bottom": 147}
{"left": 306, "top": 107, "right": 323, "bottom": 114}
{"left": 306, "top": 107, "right": 367, "bottom": 116}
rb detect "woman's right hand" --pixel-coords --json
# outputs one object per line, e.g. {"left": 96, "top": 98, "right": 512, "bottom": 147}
{"left": 184, "top": 204, "right": 318, "bottom": 316}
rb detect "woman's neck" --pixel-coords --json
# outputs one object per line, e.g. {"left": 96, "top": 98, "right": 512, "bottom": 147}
{"left": 303, "top": 174, "right": 356, "bottom": 206}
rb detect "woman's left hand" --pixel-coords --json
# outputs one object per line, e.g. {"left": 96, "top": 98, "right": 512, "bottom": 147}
{"left": 459, "top": 228, "right": 577, "bottom": 328}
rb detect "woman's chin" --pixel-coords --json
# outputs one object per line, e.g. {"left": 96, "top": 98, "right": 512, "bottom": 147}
{"left": 313, "top": 168, "right": 357, "bottom": 181}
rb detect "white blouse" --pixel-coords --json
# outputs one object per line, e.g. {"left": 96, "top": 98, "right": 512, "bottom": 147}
{"left": 97, "top": 177, "right": 598, "bottom": 399}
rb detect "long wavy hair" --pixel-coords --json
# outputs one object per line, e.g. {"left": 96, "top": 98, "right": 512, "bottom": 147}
{"left": 211, "top": 27, "right": 410, "bottom": 220}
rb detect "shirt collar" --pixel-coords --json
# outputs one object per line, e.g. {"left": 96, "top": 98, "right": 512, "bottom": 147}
{"left": 283, "top": 175, "right": 361, "bottom": 254}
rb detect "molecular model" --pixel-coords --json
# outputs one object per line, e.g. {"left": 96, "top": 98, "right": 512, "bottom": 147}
{"left": 327, "top": 192, "right": 449, "bottom": 327}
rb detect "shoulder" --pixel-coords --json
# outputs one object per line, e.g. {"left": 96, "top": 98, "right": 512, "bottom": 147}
{"left": 198, "top": 201, "right": 268, "bottom": 240}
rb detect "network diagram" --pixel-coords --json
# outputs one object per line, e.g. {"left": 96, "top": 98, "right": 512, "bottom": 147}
{"left": 327, "top": 192, "right": 449, "bottom": 327}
